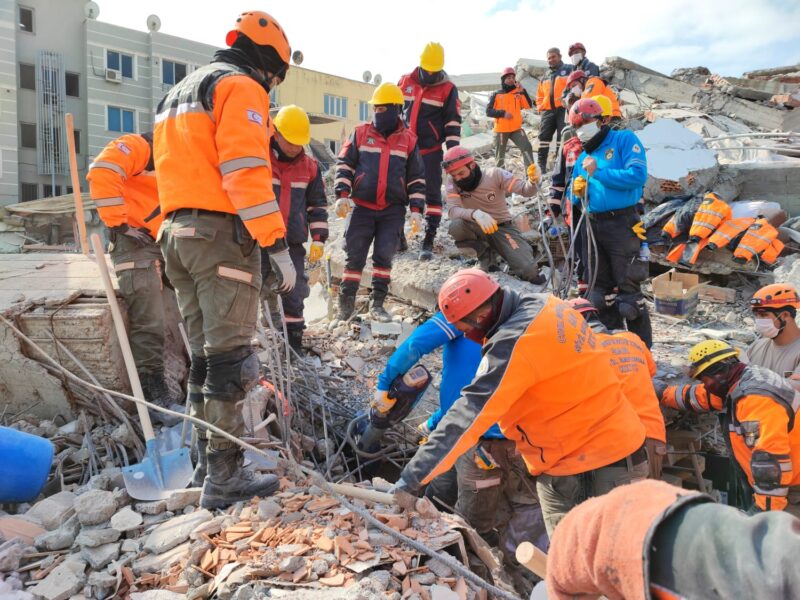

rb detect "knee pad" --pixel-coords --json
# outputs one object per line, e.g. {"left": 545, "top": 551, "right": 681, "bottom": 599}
{"left": 188, "top": 354, "right": 208, "bottom": 386}
{"left": 204, "top": 348, "right": 261, "bottom": 401}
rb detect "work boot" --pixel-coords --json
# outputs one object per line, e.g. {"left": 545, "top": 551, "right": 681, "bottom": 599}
{"left": 191, "top": 438, "right": 208, "bottom": 487}
{"left": 419, "top": 231, "right": 435, "bottom": 261}
{"left": 369, "top": 294, "right": 392, "bottom": 323}
{"left": 336, "top": 291, "right": 357, "bottom": 321}
{"left": 200, "top": 447, "right": 279, "bottom": 509}
{"left": 140, "top": 371, "right": 181, "bottom": 426}
{"left": 287, "top": 327, "right": 305, "bottom": 357}
{"left": 398, "top": 234, "right": 408, "bottom": 253}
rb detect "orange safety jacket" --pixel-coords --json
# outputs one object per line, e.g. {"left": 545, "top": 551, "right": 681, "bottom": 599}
{"left": 662, "top": 365, "right": 800, "bottom": 511}
{"left": 583, "top": 77, "right": 622, "bottom": 118}
{"left": 598, "top": 330, "right": 666, "bottom": 443}
{"left": 706, "top": 216, "right": 755, "bottom": 250}
{"left": 733, "top": 218, "right": 781, "bottom": 264}
{"left": 399, "top": 292, "right": 646, "bottom": 492}
{"left": 488, "top": 86, "right": 532, "bottom": 133}
{"left": 87, "top": 133, "right": 163, "bottom": 238}
{"left": 154, "top": 62, "right": 285, "bottom": 248}
{"left": 688, "top": 193, "right": 731, "bottom": 241}
{"left": 536, "top": 64, "right": 572, "bottom": 112}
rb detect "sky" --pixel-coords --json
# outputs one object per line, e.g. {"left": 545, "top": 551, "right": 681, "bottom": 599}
{"left": 98, "top": 0, "right": 800, "bottom": 83}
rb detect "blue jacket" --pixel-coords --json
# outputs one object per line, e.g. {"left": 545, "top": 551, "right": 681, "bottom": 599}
{"left": 376, "top": 312, "right": 504, "bottom": 439}
{"left": 568, "top": 128, "right": 647, "bottom": 213}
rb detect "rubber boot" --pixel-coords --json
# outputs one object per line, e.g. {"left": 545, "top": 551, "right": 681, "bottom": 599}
{"left": 287, "top": 327, "right": 305, "bottom": 357}
{"left": 336, "top": 291, "right": 357, "bottom": 321}
{"left": 419, "top": 230, "right": 435, "bottom": 261}
{"left": 369, "top": 293, "right": 391, "bottom": 323}
{"left": 140, "top": 371, "right": 181, "bottom": 426}
{"left": 200, "top": 447, "right": 279, "bottom": 509}
{"left": 191, "top": 438, "right": 207, "bottom": 487}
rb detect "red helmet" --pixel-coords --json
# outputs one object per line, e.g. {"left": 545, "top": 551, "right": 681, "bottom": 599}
{"left": 442, "top": 146, "right": 475, "bottom": 174}
{"left": 226, "top": 11, "right": 291, "bottom": 64}
{"left": 569, "top": 98, "right": 603, "bottom": 128}
{"left": 568, "top": 42, "right": 586, "bottom": 56}
{"left": 439, "top": 269, "right": 500, "bottom": 323}
{"left": 566, "top": 70, "right": 587, "bottom": 87}
{"left": 501, "top": 67, "right": 515, "bottom": 78}
{"left": 567, "top": 297, "right": 598, "bottom": 315}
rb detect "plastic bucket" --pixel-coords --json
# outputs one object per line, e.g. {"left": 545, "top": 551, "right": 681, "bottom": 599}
{"left": 0, "top": 426, "right": 55, "bottom": 503}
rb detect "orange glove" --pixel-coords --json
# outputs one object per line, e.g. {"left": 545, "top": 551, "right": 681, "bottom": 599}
{"left": 308, "top": 241, "right": 324, "bottom": 264}
{"left": 572, "top": 176, "right": 587, "bottom": 198}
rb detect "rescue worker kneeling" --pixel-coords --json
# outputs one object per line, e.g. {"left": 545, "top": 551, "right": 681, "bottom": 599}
{"left": 443, "top": 146, "right": 545, "bottom": 285}
{"left": 334, "top": 82, "right": 426, "bottom": 322}
{"left": 392, "top": 269, "right": 648, "bottom": 536}
{"left": 660, "top": 340, "right": 800, "bottom": 516}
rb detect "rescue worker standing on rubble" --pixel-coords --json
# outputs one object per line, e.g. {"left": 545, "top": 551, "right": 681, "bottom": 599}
{"left": 486, "top": 67, "right": 535, "bottom": 169}
{"left": 397, "top": 43, "right": 462, "bottom": 261}
{"left": 567, "top": 42, "right": 599, "bottom": 77}
{"left": 392, "top": 269, "right": 648, "bottom": 536}
{"left": 535, "top": 48, "right": 572, "bottom": 174}
{"left": 747, "top": 284, "right": 800, "bottom": 387}
{"left": 660, "top": 339, "right": 800, "bottom": 516}
{"left": 333, "top": 82, "right": 426, "bottom": 322}
{"left": 155, "top": 11, "right": 297, "bottom": 509}
{"left": 442, "top": 147, "right": 545, "bottom": 284}
{"left": 261, "top": 105, "right": 328, "bottom": 356}
{"left": 567, "top": 98, "right": 652, "bottom": 347}
{"left": 88, "top": 132, "right": 179, "bottom": 416}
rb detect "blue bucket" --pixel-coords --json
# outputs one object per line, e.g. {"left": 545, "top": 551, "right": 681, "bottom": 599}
{"left": 0, "top": 426, "right": 55, "bottom": 503}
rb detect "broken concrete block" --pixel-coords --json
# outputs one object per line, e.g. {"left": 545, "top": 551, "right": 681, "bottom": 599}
{"left": 412, "top": 572, "right": 436, "bottom": 585}
{"left": 368, "top": 569, "right": 391, "bottom": 591}
{"left": 80, "top": 541, "right": 119, "bottom": 569}
{"left": 74, "top": 490, "right": 117, "bottom": 526}
{"left": 430, "top": 584, "right": 460, "bottom": 600}
{"left": 87, "top": 571, "right": 116, "bottom": 594}
{"left": 0, "top": 539, "right": 26, "bottom": 572}
{"left": 130, "top": 591, "right": 188, "bottom": 600}
{"left": 29, "top": 559, "right": 87, "bottom": 600}
{"left": 426, "top": 553, "right": 455, "bottom": 578}
{"left": 120, "top": 538, "right": 140, "bottom": 553}
{"left": 256, "top": 499, "right": 282, "bottom": 521}
{"left": 132, "top": 541, "right": 191, "bottom": 576}
{"left": 135, "top": 500, "right": 166, "bottom": 515}
{"left": 110, "top": 506, "right": 143, "bottom": 532}
{"left": 278, "top": 555, "right": 306, "bottom": 573}
{"left": 165, "top": 489, "right": 201, "bottom": 512}
{"left": 143, "top": 509, "right": 213, "bottom": 554}
{"left": 25, "top": 491, "right": 76, "bottom": 531}
{"left": 75, "top": 527, "right": 120, "bottom": 548}
{"left": 370, "top": 321, "right": 403, "bottom": 336}
{"left": 34, "top": 515, "right": 80, "bottom": 551}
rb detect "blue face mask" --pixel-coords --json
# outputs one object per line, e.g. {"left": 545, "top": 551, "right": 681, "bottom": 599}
{"left": 373, "top": 106, "right": 399, "bottom": 135}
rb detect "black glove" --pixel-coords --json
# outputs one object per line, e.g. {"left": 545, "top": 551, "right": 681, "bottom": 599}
{"left": 110, "top": 224, "right": 152, "bottom": 247}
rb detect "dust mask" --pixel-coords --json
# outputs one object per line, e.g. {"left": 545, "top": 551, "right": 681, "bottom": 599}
{"left": 571, "top": 85, "right": 583, "bottom": 96}
{"left": 576, "top": 121, "right": 600, "bottom": 143}
{"left": 755, "top": 317, "right": 781, "bottom": 339}
{"left": 571, "top": 53, "right": 583, "bottom": 65}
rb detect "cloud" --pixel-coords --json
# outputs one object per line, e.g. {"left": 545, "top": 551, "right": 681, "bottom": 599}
{"left": 486, "top": 0, "right": 522, "bottom": 16}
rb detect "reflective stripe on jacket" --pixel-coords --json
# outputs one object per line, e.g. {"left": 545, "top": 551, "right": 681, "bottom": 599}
{"left": 688, "top": 193, "right": 731, "bottom": 241}
{"left": 706, "top": 216, "right": 755, "bottom": 250}
{"left": 398, "top": 69, "right": 461, "bottom": 153}
{"left": 486, "top": 86, "right": 532, "bottom": 133}
{"left": 271, "top": 152, "right": 328, "bottom": 245}
{"left": 733, "top": 218, "right": 780, "bottom": 263}
{"left": 536, "top": 63, "right": 573, "bottom": 111}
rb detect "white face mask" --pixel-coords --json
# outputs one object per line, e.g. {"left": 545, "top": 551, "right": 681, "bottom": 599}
{"left": 571, "top": 84, "right": 583, "bottom": 96}
{"left": 755, "top": 317, "right": 781, "bottom": 339}
{"left": 576, "top": 121, "right": 600, "bottom": 143}
{"left": 571, "top": 53, "right": 583, "bottom": 65}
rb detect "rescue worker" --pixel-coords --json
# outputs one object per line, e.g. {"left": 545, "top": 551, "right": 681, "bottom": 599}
{"left": 546, "top": 479, "right": 800, "bottom": 600}
{"left": 569, "top": 298, "right": 667, "bottom": 478}
{"left": 567, "top": 98, "right": 652, "bottom": 347}
{"left": 393, "top": 269, "right": 648, "bottom": 536}
{"left": 486, "top": 67, "right": 535, "bottom": 169}
{"left": 747, "top": 284, "right": 800, "bottom": 389}
{"left": 333, "top": 82, "right": 425, "bottom": 322}
{"left": 398, "top": 42, "right": 462, "bottom": 260}
{"left": 442, "top": 146, "right": 545, "bottom": 284}
{"left": 660, "top": 340, "right": 800, "bottom": 516}
{"left": 567, "top": 42, "right": 599, "bottom": 77}
{"left": 585, "top": 77, "right": 622, "bottom": 122}
{"left": 375, "top": 311, "right": 547, "bottom": 559}
{"left": 155, "top": 11, "right": 297, "bottom": 509}
{"left": 87, "top": 132, "right": 179, "bottom": 415}
{"left": 260, "top": 105, "right": 328, "bottom": 356}
{"left": 561, "top": 70, "right": 587, "bottom": 112}
{"left": 535, "top": 48, "right": 572, "bottom": 174}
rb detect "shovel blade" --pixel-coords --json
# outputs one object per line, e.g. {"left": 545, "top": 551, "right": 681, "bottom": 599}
{"left": 122, "top": 446, "right": 193, "bottom": 501}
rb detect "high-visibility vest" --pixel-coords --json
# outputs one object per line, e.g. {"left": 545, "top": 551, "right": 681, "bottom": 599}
{"left": 706, "top": 217, "right": 755, "bottom": 250}
{"left": 733, "top": 218, "right": 780, "bottom": 263}
{"left": 688, "top": 193, "right": 731, "bottom": 241}
{"left": 492, "top": 87, "right": 531, "bottom": 133}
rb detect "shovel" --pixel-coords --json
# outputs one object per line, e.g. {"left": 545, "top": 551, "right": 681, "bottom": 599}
{"left": 90, "top": 234, "right": 193, "bottom": 500}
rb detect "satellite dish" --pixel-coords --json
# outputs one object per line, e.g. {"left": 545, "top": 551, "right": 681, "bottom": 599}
{"left": 292, "top": 50, "right": 304, "bottom": 65}
{"left": 84, "top": 1, "right": 99, "bottom": 19}
{"left": 373, "top": 74, "right": 382, "bottom": 85}
{"left": 146, "top": 14, "right": 161, "bottom": 32}
{"left": 362, "top": 70, "right": 372, "bottom": 83}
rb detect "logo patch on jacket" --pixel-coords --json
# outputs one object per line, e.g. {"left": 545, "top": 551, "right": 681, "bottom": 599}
{"left": 246, "top": 109, "right": 263, "bottom": 125}
{"left": 367, "top": 137, "right": 375, "bottom": 145}
{"left": 632, "top": 144, "right": 642, "bottom": 154}
{"left": 116, "top": 142, "right": 131, "bottom": 155}
{"left": 605, "top": 148, "right": 615, "bottom": 160}
{"left": 405, "top": 86, "right": 413, "bottom": 93}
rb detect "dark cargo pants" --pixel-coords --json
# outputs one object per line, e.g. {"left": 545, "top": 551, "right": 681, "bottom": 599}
{"left": 449, "top": 219, "right": 540, "bottom": 282}
{"left": 421, "top": 149, "right": 444, "bottom": 234}
{"left": 495, "top": 129, "right": 535, "bottom": 169}
{"left": 537, "top": 107, "right": 566, "bottom": 173}
{"left": 261, "top": 243, "right": 309, "bottom": 332}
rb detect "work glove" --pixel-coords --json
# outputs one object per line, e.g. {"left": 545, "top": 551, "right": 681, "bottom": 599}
{"left": 645, "top": 437, "right": 667, "bottom": 480}
{"left": 632, "top": 221, "right": 647, "bottom": 241}
{"left": 572, "top": 176, "right": 587, "bottom": 198}
{"left": 417, "top": 420, "right": 432, "bottom": 445}
{"left": 111, "top": 224, "right": 152, "bottom": 247}
{"left": 334, "top": 197, "right": 353, "bottom": 219}
{"left": 390, "top": 477, "right": 419, "bottom": 511}
{"left": 472, "top": 209, "right": 498, "bottom": 235}
{"left": 266, "top": 243, "right": 297, "bottom": 294}
{"left": 409, "top": 211, "right": 424, "bottom": 236}
{"left": 308, "top": 241, "right": 324, "bottom": 264}
{"left": 527, "top": 163, "right": 540, "bottom": 184}
{"left": 370, "top": 389, "right": 396, "bottom": 414}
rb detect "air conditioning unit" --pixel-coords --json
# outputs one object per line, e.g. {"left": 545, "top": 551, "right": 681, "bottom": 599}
{"left": 105, "top": 69, "right": 122, "bottom": 83}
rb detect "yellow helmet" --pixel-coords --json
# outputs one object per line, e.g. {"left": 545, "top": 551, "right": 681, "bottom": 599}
{"left": 591, "top": 95, "right": 613, "bottom": 117}
{"left": 688, "top": 340, "right": 739, "bottom": 378}
{"left": 274, "top": 105, "right": 310, "bottom": 145}
{"left": 369, "top": 82, "right": 404, "bottom": 106}
{"left": 420, "top": 42, "right": 445, "bottom": 72}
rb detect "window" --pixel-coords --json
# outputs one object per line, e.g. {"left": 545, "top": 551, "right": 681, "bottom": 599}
{"left": 43, "top": 184, "right": 61, "bottom": 198}
{"left": 323, "top": 94, "right": 347, "bottom": 118}
{"left": 66, "top": 186, "right": 73, "bottom": 194}
{"left": 18, "top": 6, "right": 33, "bottom": 33}
{"left": 73, "top": 130, "right": 80, "bottom": 154}
{"left": 20, "top": 183, "right": 38, "bottom": 202}
{"left": 65, "top": 72, "right": 79, "bottom": 97}
{"left": 162, "top": 60, "right": 187, "bottom": 86}
{"left": 20, "top": 122, "right": 36, "bottom": 148}
{"left": 19, "top": 63, "right": 35, "bottom": 90}
{"left": 107, "top": 106, "right": 135, "bottom": 133}
{"left": 106, "top": 50, "right": 134, "bottom": 78}
{"left": 359, "top": 101, "right": 370, "bottom": 122}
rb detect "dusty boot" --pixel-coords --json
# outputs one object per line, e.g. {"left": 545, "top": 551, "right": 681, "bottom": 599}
{"left": 336, "top": 291, "right": 356, "bottom": 321}
{"left": 140, "top": 371, "right": 181, "bottom": 426}
{"left": 200, "top": 447, "right": 279, "bottom": 509}
{"left": 369, "top": 294, "right": 391, "bottom": 322}
{"left": 287, "top": 327, "right": 305, "bottom": 357}
{"left": 419, "top": 230, "right": 435, "bottom": 261}
{"left": 191, "top": 438, "right": 208, "bottom": 487}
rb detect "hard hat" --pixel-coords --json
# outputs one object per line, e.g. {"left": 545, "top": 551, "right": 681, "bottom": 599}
{"left": 226, "top": 11, "right": 291, "bottom": 64}
{"left": 591, "top": 95, "right": 613, "bottom": 117}
{"left": 688, "top": 340, "right": 739, "bottom": 378}
{"left": 567, "top": 297, "right": 598, "bottom": 315}
{"left": 501, "top": 67, "right": 516, "bottom": 78}
{"left": 568, "top": 42, "right": 587, "bottom": 56}
{"left": 274, "top": 105, "right": 310, "bottom": 146}
{"left": 420, "top": 42, "right": 445, "bottom": 72}
{"left": 439, "top": 269, "right": 500, "bottom": 323}
{"left": 442, "top": 146, "right": 475, "bottom": 174}
{"left": 566, "top": 70, "right": 587, "bottom": 87}
{"left": 369, "top": 82, "right": 404, "bottom": 106}
{"left": 569, "top": 98, "right": 603, "bottom": 128}
{"left": 751, "top": 283, "right": 800, "bottom": 311}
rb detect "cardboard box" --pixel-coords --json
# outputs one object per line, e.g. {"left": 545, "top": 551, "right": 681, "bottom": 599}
{"left": 652, "top": 269, "right": 702, "bottom": 316}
